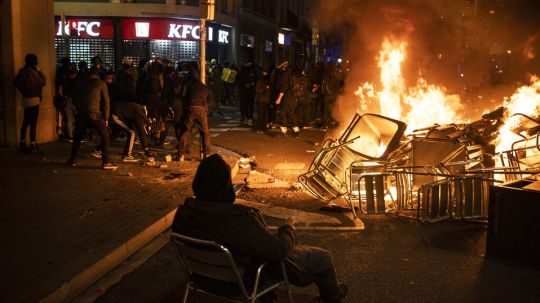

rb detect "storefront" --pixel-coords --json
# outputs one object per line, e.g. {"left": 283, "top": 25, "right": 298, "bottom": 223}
{"left": 55, "top": 16, "right": 234, "bottom": 69}
{"left": 55, "top": 17, "right": 115, "bottom": 68}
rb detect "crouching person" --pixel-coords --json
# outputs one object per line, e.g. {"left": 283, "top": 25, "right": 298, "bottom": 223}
{"left": 109, "top": 101, "right": 154, "bottom": 162}
{"left": 172, "top": 154, "right": 347, "bottom": 303}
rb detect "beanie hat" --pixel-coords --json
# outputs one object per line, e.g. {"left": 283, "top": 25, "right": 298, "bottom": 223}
{"left": 192, "top": 154, "right": 235, "bottom": 203}
{"left": 25, "top": 53, "right": 38, "bottom": 67}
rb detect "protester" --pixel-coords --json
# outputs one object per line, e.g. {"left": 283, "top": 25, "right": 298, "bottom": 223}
{"left": 14, "top": 53, "right": 46, "bottom": 154}
{"left": 238, "top": 61, "right": 257, "bottom": 126}
{"left": 274, "top": 61, "right": 300, "bottom": 138}
{"left": 321, "top": 61, "right": 342, "bottom": 130}
{"left": 175, "top": 67, "right": 213, "bottom": 161}
{"left": 292, "top": 66, "right": 311, "bottom": 129}
{"left": 109, "top": 101, "right": 154, "bottom": 162}
{"left": 68, "top": 67, "right": 117, "bottom": 169}
{"left": 172, "top": 154, "right": 348, "bottom": 303}
{"left": 116, "top": 58, "right": 138, "bottom": 103}
{"left": 255, "top": 69, "right": 272, "bottom": 132}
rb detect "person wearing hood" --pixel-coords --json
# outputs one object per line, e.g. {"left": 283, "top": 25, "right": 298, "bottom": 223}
{"left": 172, "top": 154, "right": 348, "bottom": 303}
{"left": 273, "top": 61, "right": 301, "bottom": 138}
{"left": 14, "top": 53, "right": 46, "bottom": 154}
{"left": 68, "top": 68, "right": 117, "bottom": 170}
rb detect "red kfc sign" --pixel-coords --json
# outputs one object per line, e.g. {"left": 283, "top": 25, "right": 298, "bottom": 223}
{"left": 121, "top": 18, "right": 230, "bottom": 44}
{"left": 55, "top": 17, "right": 114, "bottom": 39}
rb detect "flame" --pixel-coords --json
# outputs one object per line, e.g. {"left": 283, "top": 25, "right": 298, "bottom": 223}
{"left": 495, "top": 76, "right": 540, "bottom": 152}
{"left": 356, "top": 38, "right": 463, "bottom": 132}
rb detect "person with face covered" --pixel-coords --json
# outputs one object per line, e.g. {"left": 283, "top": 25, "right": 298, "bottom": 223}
{"left": 255, "top": 69, "right": 272, "bottom": 132}
{"left": 172, "top": 154, "right": 348, "bottom": 303}
{"left": 274, "top": 61, "right": 300, "bottom": 138}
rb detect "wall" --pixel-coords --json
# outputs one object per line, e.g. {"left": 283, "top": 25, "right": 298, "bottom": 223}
{"left": 1, "top": 0, "right": 56, "bottom": 147}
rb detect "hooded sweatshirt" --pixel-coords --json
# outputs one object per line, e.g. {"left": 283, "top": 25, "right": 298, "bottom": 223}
{"left": 172, "top": 197, "right": 296, "bottom": 274}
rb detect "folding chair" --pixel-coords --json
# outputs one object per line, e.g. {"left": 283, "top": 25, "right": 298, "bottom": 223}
{"left": 171, "top": 233, "right": 294, "bottom": 303}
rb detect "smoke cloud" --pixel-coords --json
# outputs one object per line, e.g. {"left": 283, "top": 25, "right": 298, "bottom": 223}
{"left": 315, "top": 0, "right": 540, "bottom": 123}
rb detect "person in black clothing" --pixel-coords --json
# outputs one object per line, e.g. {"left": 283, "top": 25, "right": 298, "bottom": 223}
{"left": 116, "top": 58, "right": 138, "bottom": 103}
{"left": 68, "top": 69, "right": 117, "bottom": 170}
{"left": 255, "top": 70, "right": 271, "bottom": 132}
{"left": 109, "top": 101, "right": 153, "bottom": 162}
{"left": 274, "top": 61, "right": 300, "bottom": 137}
{"left": 172, "top": 154, "right": 348, "bottom": 303}
{"left": 14, "top": 53, "right": 47, "bottom": 154}
{"left": 175, "top": 68, "right": 212, "bottom": 161}
{"left": 238, "top": 61, "right": 257, "bottom": 126}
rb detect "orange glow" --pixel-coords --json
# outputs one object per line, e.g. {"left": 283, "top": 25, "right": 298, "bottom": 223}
{"left": 356, "top": 38, "right": 464, "bottom": 133}
{"left": 495, "top": 76, "right": 540, "bottom": 152}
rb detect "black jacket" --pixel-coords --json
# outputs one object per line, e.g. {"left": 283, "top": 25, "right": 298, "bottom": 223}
{"left": 185, "top": 79, "right": 213, "bottom": 108}
{"left": 14, "top": 67, "right": 46, "bottom": 99}
{"left": 172, "top": 198, "right": 296, "bottom": 273}
{"left": 111, "top": 101, "right": 147, "bottom": 123}
{"left": 71, "top": 73, "right": 110, "bottom": 120}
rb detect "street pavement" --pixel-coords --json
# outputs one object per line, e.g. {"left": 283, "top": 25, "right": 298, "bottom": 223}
{"left": 0, "top": 113, "right": 243, "bottom": 303}
{"left": 89, "top": 107, "right": 540, "bottom": 303}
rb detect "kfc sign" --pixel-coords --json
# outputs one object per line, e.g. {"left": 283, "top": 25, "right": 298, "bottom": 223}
{"left": 55, "top": 17, "right": 114, "bottom": 39}
{"left": 122, "top": 18, "right": 230, "bottom": 44}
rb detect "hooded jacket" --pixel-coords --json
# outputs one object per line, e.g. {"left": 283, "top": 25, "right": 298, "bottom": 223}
{"left": 14, "top": 67, "right": 46, "bottom": 99}
{"left": 71, "top": 73, "right": 110, "bottom": 120}
{"left": 172, "top": 197, "right": 296, "bottom": 273}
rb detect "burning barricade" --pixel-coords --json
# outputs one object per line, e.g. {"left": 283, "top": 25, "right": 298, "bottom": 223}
{"left": 299, "top": 109, "right": 540, "bottom": 223}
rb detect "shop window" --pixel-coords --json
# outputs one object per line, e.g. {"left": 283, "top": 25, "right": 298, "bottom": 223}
{"left": 176, "top": 0, "right": 199, "bottom": 5}
{"left": 55, "top": 0, "right": 109, "bottom": 2}
{"left": 55, "top": 37, "right": 115, "bottom": 69}
{"left": 122, "top": 40, "right": 150, "bottom": 66}
{"left": 132, "top": 0, "right": 166, "bottom": 3}
{"left": 149, "top": 40, "right": 200, "bottom": 64}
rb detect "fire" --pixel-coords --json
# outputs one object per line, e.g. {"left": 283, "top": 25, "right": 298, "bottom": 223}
{"left": 355, "top": 38, "right": 464, "bottom": 132}
{"left": 495, "top": 76, "right": 540, "bottom": 152}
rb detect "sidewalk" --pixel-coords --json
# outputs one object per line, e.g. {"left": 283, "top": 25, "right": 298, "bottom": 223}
{"left": 0, "top": 140, "right": 241, "bottom": 303}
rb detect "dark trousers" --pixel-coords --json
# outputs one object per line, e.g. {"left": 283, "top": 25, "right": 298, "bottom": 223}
{"left": 176, "top": 107, "right": 210, "bottom": 156}
{"left": 296, "top": 100, "right": 311, "bottom": 127}
{"left": 322, "top": 97, "right": 335, "bottom": 127}
{"left": 256, "top": 102, "right": 270, "bottom": 130}
{"left": 20, "top": 105, "right": 39, "bottom": 142}
{"left": 240, "top": 89, "right": 255, "bottom": 121}
{"left": 285, "top": 245, "right": 341, "bottom": 303}
{"left": 279, "top": 98, "right": 299, "bottom": 127}
{"left": 71, "top": 112, "right": 110, "bottom": 164}
{"left": 310, "top": 93, "right": 322, "bottom": 121}
{"left": 110, "top": 115, "right": 149, "bottom": 157}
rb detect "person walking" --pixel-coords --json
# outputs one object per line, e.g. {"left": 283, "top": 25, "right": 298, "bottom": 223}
{"left": 68, "top": 68, "right": 117, "bottom": 169}
{"left": 14, "top": 53, "right": 46, "bottom": 154}
{"left": 238, "top": 61, "right": 257, "bottom": 126}
{"left": 255, "top": 70, "right": 272, "bottom": 132}
{"left": 175, "top": 68, "right": 213, "bottom": 161}
{"left": 274, "top": 61, "right": 300, "bottom": 138}
{"left": 172, "top": 154, "right": 348, "bottom": 303}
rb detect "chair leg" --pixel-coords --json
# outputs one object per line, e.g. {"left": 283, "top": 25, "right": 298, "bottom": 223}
{"left": 182, "top": 282, "right": 191, "bottom": 303}
{"left": 281, "top": 262, "right": 294, "bottom": 303}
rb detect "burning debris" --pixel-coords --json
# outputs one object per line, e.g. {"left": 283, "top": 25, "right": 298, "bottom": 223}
{"left": 301, "top": 37, "right": 540, "bottom": 223}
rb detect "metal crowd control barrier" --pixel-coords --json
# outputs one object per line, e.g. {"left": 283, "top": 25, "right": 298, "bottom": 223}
{"left": 356, "top": 173, "right": 396, "bottom": 215}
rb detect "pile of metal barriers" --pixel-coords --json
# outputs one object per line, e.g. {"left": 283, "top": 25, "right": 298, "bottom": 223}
{"left": 299, "top": 113, "right": 540, "bottom": 223}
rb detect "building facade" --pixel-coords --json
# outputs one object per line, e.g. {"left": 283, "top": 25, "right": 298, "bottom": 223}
{"left": 0, "top": 0, "right": 317, "bottom": 147}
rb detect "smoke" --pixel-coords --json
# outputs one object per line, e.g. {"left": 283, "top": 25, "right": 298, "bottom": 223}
{"left": 316, "top": 0, "right": 540, "bottom": 124}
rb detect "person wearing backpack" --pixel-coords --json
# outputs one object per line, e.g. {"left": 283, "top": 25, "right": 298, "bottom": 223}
{"left": 14, "top": 53, "right": 46, "bottom": 154}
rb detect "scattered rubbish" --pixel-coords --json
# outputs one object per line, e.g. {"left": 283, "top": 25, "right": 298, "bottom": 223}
{"left": 164, "top": 172, "right": 185, "bottom": 180}
{"left": 159, "top": 164, "right": 168, "bottom": 169}
{"left": 314, "top": 142, "right": 320, "bottom": 146}
{"left": 127, "top": 172, "right": 133, "bottom": 177}
{"left": 268, "top": 177, "right": 276, "bottom": 183}
{"left": 165, "top": 154, "right": 172, "bottom": 162}
{"left": 306, "top": 149, "right": 316, "bottom": 153}
{"left": 239, "top": 157, "right": 251, "bottom": 169}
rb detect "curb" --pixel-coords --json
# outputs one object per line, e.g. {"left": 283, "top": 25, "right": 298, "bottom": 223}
{"left": 40, "top": 148, "right": 243, "bottom": 303}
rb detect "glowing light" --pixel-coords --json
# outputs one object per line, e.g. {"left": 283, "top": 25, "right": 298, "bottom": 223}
{"left": 355, "top": 38, "right": 464, "bottom": 133}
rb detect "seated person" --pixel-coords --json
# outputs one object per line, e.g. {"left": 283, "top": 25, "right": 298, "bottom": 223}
{"left": 172, "top": 154, "right": 348, "bottom": 303}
